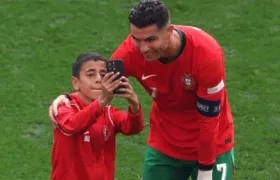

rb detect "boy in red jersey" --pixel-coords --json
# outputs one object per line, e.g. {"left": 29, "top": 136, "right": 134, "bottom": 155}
{"left": 51, "top": 52, "right": 144, "bottom": 180}
{"left": 49, "top": 1, "right": 235, "bottom": 179}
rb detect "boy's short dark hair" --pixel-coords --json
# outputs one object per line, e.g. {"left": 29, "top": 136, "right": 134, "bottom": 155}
{"left": 72, "top": 52, "right": 107, "bottom": 78}
{"left": 128, "top": 0, "right": 169, "bottom": 30}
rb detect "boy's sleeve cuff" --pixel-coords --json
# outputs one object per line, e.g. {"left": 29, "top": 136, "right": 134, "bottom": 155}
{"left": 128, "top": 104, "right": 141, "bottom": 116}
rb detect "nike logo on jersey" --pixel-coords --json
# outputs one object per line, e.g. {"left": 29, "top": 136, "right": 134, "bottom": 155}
{"left": 142, "top": 74, "right": 156, "bottom": 80}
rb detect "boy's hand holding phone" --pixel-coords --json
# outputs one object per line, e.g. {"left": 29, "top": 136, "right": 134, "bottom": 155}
{"left": 97, "top": 72, "right": 122, "bottom": 108}
{"left": 106, "top": 60, "right": 139, "bottom": 114}
{"left": 114, "top": 77, "right": 140, "bottom": 114}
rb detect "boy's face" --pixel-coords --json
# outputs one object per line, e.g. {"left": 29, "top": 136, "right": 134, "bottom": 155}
{"left": 72, "top": 60, "right": 107, "bottom": 102}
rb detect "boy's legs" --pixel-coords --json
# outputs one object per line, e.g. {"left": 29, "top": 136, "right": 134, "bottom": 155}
{"left": 142, "top": 146, "right": 193, "bottom": 180}
{"left": 191, "top": 149, "right": 235, "bottom": 180}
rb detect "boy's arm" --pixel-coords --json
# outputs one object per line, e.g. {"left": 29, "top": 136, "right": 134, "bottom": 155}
{"left": 109, "top": 104, "right": 144, "bottom": 135}
{"left": 56, "top": 100, "right": 104, "bottom": 135}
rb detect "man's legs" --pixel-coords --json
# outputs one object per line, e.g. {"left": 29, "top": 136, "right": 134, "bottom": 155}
{"left": 142, "top": 146, "right": 193, "bottom": 180}
{"left": 191, "top": 149, "right": 235, "bottom": 180}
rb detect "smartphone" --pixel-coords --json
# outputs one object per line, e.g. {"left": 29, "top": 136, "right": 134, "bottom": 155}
{"left": 106, "top": 60, "right": 125, "bottom": 94}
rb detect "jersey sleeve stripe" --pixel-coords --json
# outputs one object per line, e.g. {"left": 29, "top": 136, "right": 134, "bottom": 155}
{"left": 207, "top": 80, "right": 224, "bottom": 94}
{"left": 107, "top": 105, "right": 115, "bottom": 127}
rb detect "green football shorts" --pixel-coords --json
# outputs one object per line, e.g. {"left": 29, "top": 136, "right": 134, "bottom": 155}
{"left": 142, "top": 146, "right": 235, "bottom": 180}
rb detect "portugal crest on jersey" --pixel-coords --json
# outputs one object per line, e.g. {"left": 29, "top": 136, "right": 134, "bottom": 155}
{"left": 181, "top": 73, "right": 196, "bottom": 90}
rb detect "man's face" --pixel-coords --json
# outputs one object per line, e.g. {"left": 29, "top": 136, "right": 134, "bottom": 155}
{"left": 130, "top": 23, "right": 171, "bottom": 61}
{"left": 72, "top": 60, "right": 107, "bottom": 102}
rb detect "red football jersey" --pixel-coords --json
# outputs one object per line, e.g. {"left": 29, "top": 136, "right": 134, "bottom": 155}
{"left": 51, "top": 93, "right": 144, "bottom": 180}
{"left": 111, "top": 25, "right": 234, "bottom": 167}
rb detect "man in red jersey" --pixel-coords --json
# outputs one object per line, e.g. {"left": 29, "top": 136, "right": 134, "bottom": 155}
{"left": 51, "top": 52, "right": 144, "bottom": 180}
{"left": 49, "top": 1, "right": 234, "bottom": 179}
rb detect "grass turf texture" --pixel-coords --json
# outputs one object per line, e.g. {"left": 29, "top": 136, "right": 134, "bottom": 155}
{"left": 0, "top": 0, "right": 279, "bottom": 179}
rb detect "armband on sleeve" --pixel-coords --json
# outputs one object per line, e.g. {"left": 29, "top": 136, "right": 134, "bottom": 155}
{"left": 196, "top": 97, "right": 221, "bottom": 117}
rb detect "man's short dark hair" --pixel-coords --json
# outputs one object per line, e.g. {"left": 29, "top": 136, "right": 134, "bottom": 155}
{"left": 128, "top": 0, "right": 169, "bottom": 30}
{"left": 72, "top": 52, "right": 107, "bottom": 78}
